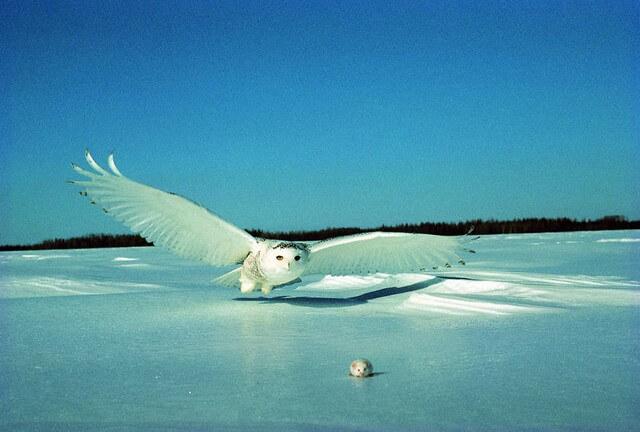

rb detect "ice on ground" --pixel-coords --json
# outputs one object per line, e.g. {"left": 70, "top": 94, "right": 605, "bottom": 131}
{"left": 19, "top": 254, "right": 72, "bottom": 260}
{"left": 1, "top": 230, "right": 639, "bottom": 431}
{"left": 402, "top": 292, "right": 544, "bottom": 315}
{"left": 596, "top": 237, "right": 640, "bottom": 243}
{"left": 0, "top": 276, "right": 165, "bottom": 298}
{"left": 301, "top": 272, "right": 432, "bottom": 291}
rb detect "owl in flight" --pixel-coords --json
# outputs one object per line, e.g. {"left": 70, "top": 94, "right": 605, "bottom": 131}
{"left": 71, "top": 151, "right": 474, "bottom": 295}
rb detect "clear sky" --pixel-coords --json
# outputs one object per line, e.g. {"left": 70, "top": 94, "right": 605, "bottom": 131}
{"left": 2, "top": 0, "right": 639, "bottom": 245}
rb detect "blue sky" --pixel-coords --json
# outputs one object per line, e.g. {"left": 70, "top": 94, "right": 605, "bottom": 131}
{"left": 2, "top": 0, "right": 639, "bottom": 244}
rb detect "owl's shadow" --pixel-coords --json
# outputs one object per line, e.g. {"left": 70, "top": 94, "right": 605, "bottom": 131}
{"left": 233, "top": 277, "right": 445, "bottom": 308}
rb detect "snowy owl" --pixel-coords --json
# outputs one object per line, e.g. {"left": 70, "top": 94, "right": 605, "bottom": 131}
{"left": 71, "top": 151, "right": 474, "bottom": 295}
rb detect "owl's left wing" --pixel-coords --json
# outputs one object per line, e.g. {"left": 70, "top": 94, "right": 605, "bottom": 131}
{"left": 303, "top": 231, "right": 473, "bottom": 276}
{"left": 70, "top": 151, "right": 258, "bottom": 266}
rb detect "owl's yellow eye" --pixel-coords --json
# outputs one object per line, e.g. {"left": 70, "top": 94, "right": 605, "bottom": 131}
{"left": 276, "top": 255, "right": 284, "bottom": 261}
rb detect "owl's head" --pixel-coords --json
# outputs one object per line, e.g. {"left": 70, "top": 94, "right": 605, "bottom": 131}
{"left": 261, "top": 242, "right": 310, "bottom": 277}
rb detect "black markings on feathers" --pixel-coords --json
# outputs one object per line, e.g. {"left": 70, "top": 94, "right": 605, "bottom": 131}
{"left": 273, "top": 242, "right": 309, "bottom": 252}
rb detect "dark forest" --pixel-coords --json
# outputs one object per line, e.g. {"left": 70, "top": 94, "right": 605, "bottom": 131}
{"left": 1, "top": 215, "right": 637, "bottom": 251}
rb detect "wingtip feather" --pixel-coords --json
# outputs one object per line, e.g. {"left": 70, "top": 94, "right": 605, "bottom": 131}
{"left": 107, "top": 153, "right": 123, "bottom": 176}
{"left": 84, "top": 149, "right": 110, "bottom": 175}
{"left": 71, "top": 162, "right": 97, "bottom": 178}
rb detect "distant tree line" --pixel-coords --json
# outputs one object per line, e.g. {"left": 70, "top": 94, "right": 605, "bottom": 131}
{"left": 1, "top": 215, "right": 637, "bottom": 251}
{"left": 0, "top": 233, "right": 152, "bottom": 251}
{"left": 248, "top": 215, "right": 639, "bottom": 240}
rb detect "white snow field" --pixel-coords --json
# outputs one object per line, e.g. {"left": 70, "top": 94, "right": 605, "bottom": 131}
{"left": 1, "top": 230, "right": 639, "bottom": 431}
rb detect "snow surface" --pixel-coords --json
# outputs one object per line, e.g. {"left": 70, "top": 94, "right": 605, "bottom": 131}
{"left": 1, "top": 230, "right": 639, "bottom": 431}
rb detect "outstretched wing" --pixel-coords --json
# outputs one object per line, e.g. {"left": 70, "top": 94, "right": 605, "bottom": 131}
{"left": 303, "top": 231, "right": 473, "bottom": 276}
{"left": 71, "top": 150, "right": 257, "bottom": 266}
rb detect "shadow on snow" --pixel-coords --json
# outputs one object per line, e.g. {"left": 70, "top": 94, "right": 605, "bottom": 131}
{"left": 233, "top": 277, "right": 444, "bottom": 308}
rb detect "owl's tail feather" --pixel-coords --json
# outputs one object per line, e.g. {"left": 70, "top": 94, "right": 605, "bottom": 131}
{"left": 213, "top": 267, "right": 242, "bottom": 288}
{"left": 459, "top": 226, "right": 480, "bottom": 254}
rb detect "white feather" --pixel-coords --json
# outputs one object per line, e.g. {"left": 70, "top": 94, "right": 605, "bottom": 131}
{"left": 74, "top": 151, "right": 257, "bottom": 266}
{"left": 107, "top": 153, "right": 123, "bottom": 176}
{"left": 304, "top": 231, "right": 465, "bottom": 276}
{"left": 84, "top": 149, "right": 110, "bottom": 176}
{"left": 212, "top": 268, "right": 243, "bottom": 288}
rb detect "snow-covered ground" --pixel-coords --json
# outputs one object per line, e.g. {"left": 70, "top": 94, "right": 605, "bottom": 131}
{"left": 1, "top": 230, "right": 639, "bottom": 431}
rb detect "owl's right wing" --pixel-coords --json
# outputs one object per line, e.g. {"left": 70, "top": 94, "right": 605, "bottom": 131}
{"left": 304, "top": 231, "right": 474, "bottom": 276}
{"left": 71, "top": 151, "right": 257, "bottom": 266}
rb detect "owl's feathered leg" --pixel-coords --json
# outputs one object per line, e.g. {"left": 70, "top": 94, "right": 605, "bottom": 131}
{"left": 239, "top": 273, "right": 257, "bottom": 293}
{"left": 261, "top": 284, "right": 273, "bottom": 295}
